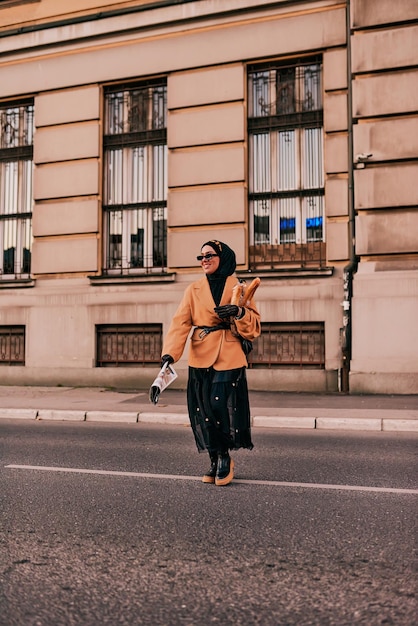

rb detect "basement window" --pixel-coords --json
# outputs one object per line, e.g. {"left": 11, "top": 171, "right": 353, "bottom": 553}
{"left": 96, "top": 323, "right": 162, "bottom": 367}
{"left": 248, "top": 322, "right": 325, "bottom": 368}
{"left": 0, "top": 325, "right": 25, "bottom": 365}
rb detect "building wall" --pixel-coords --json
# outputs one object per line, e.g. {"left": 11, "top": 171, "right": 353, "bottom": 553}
{"left": 0, "top": 0, "right": 417, "bottom": 393}
{"left": 33, "top": 86, "right": 101, "bottom": 275}
{"left": 349, "top": 0, "right": 418, "bottom": 393}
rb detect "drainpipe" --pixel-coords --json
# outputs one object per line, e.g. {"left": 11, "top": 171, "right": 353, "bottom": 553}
{"left": 340, "top": 0, "right": 358, "bottom": 393}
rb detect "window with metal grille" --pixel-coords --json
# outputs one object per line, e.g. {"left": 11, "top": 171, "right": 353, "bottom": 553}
{"left": 0, "top": 100, "right": 33, "bottom": 279}
{"left": 96, "top": 324, "right": 162, "bottom": 367}
{"left": 0, "top": 325, "right": 25, "bottom": 365}
{"left": 103, "top": 79, "right": 167, "bottom": 274}
{"left": 248, "top": 322, "right": 325, "bottom": 368}
{"left": 248, "top": 58, "right": 325, "bottom": 269}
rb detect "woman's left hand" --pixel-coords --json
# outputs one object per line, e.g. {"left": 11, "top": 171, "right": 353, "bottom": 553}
{"left": 160, "top": 354, "right": 174, "bottom": 367}
{"left": 214, "top": 304, "right": 239, "bottom": 318}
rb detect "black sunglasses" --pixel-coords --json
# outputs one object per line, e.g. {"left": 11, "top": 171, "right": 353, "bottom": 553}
{"left": 197, "top": 253, "right": 219, "bottom": 261}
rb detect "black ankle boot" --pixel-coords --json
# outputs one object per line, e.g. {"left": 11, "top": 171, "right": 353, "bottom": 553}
{"left": 215, "top": 451, "right": 234, "bottom": 486}
{"left": 202, "top": 452, "right": 218, "bottom": 484}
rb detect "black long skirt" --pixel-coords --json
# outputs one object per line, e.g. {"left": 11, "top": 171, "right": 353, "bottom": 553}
{"left": 187, "top": 366, "right": 254, "bottom": 454}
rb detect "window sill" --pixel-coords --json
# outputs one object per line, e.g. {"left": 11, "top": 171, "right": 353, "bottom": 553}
{"left": 237, "top": 267, "right": 334, "bottom": 280}
{"left": 0, "top": 278, "right": 36, "bottom": 289}
{"left": 88, "top": 272, "right": 176, "bottom": 286}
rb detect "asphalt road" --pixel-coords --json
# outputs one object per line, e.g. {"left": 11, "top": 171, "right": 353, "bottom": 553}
{"left": 1, "top": 420, "right": 417, "bottom": 626}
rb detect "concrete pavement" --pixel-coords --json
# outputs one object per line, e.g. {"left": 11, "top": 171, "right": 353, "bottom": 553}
{"left": 0, "top": 385, "right": 417, "bottom": 432}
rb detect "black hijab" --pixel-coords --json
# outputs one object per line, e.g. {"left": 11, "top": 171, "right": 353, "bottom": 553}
{"left": 201, "top": 240, "right": 236, "bottom": 306}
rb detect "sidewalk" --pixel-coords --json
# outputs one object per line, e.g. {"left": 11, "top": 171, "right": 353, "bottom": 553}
{"left": 0, "top": 385, "right": 417, "bottom": 432}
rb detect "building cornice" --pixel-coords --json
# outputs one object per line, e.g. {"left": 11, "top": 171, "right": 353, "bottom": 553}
{"left": 0, "top": 1, "right": 344, "bottom": 55}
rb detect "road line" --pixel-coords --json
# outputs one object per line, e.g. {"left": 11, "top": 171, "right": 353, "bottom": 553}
{"left": 5, "top": 464, "right": 418, "bottom": 495}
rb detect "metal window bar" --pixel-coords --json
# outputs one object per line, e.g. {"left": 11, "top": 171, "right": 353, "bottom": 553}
{"left": 0, "top": 326, "right": 25, "bottom": 365}
{"left": 248, "top": 58, "right": 322, "bottom": 125}
{"left": 0, "top": 103, "right": 34, "bottom": 150}
{"left": 96, "top": 324, "right": 163, "bottom": 367}
{"left": 103, "top": 82, "right": 167, "bottom": 274}
{"left": 249, "top": 240, "right": 326, "bottom": 268}
{"left": 0, "top": 102, "right": 33, "bottom": 278}
{"left": 248, "top": 322, "right": 325, "bottom": 368}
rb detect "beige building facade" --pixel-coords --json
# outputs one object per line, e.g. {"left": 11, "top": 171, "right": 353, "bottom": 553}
{"left": 0, "top": 0, "right": 417, "bottom": 393}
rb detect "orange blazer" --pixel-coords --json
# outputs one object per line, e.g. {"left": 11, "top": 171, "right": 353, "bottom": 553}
{"left": 162, "top": 275, "right": 261, "bottom": 370}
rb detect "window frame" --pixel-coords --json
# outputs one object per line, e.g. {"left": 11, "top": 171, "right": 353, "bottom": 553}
{"left": 247, "top": 57, "right": 325, "bottom": 269}
{"left": 0, "top": 99, "right": 34, "bottom": 280}
{"left": 0, "top": 325, "right": 25, "bottom": 365}
{"left": 96, "top": 323, "right": 163, "bottom": 367}
{"left": 102, "top": 79, "right": 168, "bottom": 276}
{"left": 248, "top": 321, "right": 325, "bottom": 369}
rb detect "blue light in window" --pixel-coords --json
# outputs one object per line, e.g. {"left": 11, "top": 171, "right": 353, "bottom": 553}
{"left": 280, "top": 217, "right": 295, "bottom": 232}
{"left": 306, "top": 216, "right": 323, "bottom": 229}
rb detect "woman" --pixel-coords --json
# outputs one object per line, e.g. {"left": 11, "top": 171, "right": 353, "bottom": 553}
{"left": 161, "top": 240, "right": 261, "bottom": 486}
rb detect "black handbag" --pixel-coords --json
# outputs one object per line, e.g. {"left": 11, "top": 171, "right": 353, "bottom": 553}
{"left": 240, "top": 337, "right": 253, "bottom": 356}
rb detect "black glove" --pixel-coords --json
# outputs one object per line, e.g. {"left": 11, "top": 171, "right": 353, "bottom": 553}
{"left": 214, "top": 304, "right": 239, "bottom": 319}
{"left": 160, "top": 354, "right": 174, "bottom": 368}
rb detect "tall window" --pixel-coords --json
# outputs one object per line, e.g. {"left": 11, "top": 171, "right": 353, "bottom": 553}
{"left": 0, "top": 100, "right": 33, "bottom": 279}
{"left": 103, "top": 79, "right": 167, "bottom": 273}
{"left": 248, "top": 58, "right": 325, "bottom": 268}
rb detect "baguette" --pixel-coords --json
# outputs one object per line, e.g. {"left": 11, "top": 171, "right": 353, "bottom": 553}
{"left": 231, "top": 282, "right": 245, "bottom": 306}
{"left": 242, "top": 277, "right": 261, "bottom": 304}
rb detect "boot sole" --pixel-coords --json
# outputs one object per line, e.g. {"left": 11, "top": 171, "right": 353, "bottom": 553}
{"left": 202, "top": 475, "right": 215, "bottom": 484}
{"left": 215, "top": 459, "right": 235, "bottom": 486}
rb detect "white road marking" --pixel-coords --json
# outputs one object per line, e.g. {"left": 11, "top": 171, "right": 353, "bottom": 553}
{"left": 5, "top": 464, "right": 418, "bottom": 495}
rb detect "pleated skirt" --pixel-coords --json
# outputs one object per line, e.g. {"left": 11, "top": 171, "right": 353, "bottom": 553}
{"left": 186, "top": 366, "right": 254, "bottom": 454}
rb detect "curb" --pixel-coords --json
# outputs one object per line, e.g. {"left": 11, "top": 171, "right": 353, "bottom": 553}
{"left": 316, "top": 417, "right": 381, "bottom": 431}
{"left": 138, "top": 412, "right": 190, "bottom": 425}
{"left": 0, "top": 408, "right": 37, "bottom": 420}
{"left": 0, "top": 408, "right": 417, "bottom": 433}
{"left": 38, "top": 409, "right": 86, "bottom": 422}
{"left": 253, "top": 416, "right": 315, "bottom": 429}
{"left": 86, "top": 411, "right": 138, "bottom": 423}
{"left": 383, "top": 419, "right": 418, "bottom": 432}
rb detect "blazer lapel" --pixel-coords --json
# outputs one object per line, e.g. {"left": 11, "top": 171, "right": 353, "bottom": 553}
{"left": 220, "top": 276, "right": 238, "bottom": 305}
{"left": 195, "top": 275, "right": 238, "bottom": 308}
{"left": 195, "top": 277, "right": 216, "bottom": 311}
